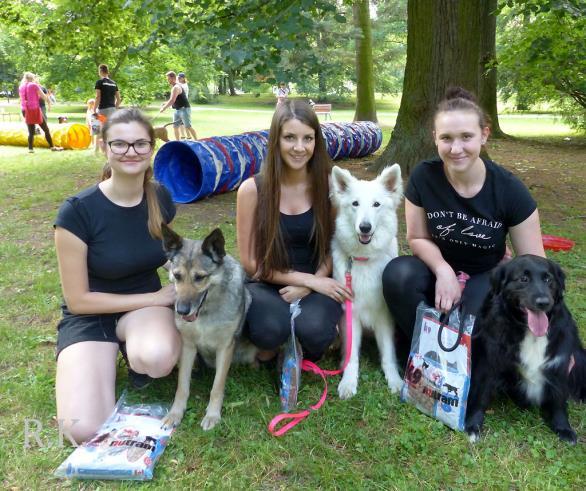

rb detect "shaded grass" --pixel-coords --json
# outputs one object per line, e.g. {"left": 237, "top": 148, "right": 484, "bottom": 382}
{"left": 0, "top": 114, "right": 584, "bottom": 489}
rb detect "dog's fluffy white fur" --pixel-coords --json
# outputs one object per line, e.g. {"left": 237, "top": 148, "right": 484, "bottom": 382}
{"left": 330, "top": 164, "right": 403, "bottom": 399}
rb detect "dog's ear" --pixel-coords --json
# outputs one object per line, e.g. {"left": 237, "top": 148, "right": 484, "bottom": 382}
{"left": 331, "top": 166, "right": 354, "bottom": 195}
{"left": 490, "top": 262, "right": 508, "bottom": 295}
{"left": 161, "top": 222, "right": 183, "bottom": 258}
{"left": 202, "top": 228, "right": 226, "bottom": 265}
{"left": 378, "top": 163, "right": 403, "bottom": 194}
{"left": 548, "top": 258, "right": 566, "bottom": 299}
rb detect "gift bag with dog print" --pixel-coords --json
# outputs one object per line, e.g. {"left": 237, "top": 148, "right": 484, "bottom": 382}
{"left": 401, "top": 301, "right": 475, "bottom": 431}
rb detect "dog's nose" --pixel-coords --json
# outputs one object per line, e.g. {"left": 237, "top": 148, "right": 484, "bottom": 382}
{"left": 176, "top": 302, "right": 191, "bottom": 315}
{"left": 534, "top": 296, "right": 551, "bottom": 310}
{"left": 359, "top": 222, "right": 371, "bottom": 234}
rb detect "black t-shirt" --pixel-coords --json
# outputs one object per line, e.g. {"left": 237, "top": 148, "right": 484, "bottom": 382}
{"left": 94, "top": 77, "right": 119, "bottom": 109}
{"left": 406, "top": 158, "right": 536, "bottom": 275}
{"left": 55, "top": 183, "right": 176, "bottom": 294}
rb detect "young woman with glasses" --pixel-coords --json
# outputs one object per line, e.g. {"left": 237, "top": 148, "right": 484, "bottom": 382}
{"left": 54, "top": 108, "right": 181, "bottom": 444}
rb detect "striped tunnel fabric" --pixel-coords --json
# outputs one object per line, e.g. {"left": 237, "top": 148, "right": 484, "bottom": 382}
{"left": 154, "top": 122, "right": 382, "bottom": 203}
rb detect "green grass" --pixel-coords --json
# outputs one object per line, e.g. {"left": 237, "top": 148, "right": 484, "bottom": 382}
{"left": 0, "top": 104, "right": 584, "bottom": 489}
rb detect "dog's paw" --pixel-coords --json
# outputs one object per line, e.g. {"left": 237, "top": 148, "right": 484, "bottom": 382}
{"left": 338, "top": 378, "right": 357, "bottom": 400}
{"left": 386, "top": 374, "right": 403, "bottom": 394}
{"left": 467, "top": 430, "right": 480, "bottom": 444}
{"left": 201, "top": 412, "right": 221, "bottom": 431}
{"left": 161, "top": 411, "right": 183, "bottom": 430}
{"left": 555, "top": 428, "right": 577, "bottom": 445}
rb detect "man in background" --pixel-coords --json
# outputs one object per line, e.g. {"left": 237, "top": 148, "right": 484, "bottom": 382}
{"left": 94, "top": 64, "right": 120, "bottom": 119}
{"left": 159, "top": 71, "right": 197, "bottom": 141}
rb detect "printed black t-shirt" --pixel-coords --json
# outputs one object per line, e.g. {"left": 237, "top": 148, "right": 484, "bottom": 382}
{"left": 55, "top": 184, "right": 176, "bottom": 294}
{"left": 405, "top": 158, "right": 536, "bottom": 275}
{"left": 94, "top": 77, "right": 119, "bottom": 109}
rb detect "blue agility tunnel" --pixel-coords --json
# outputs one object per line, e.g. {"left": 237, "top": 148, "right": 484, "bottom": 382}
{"left": 154, "top": 122, "right": 382, "bottom": 203}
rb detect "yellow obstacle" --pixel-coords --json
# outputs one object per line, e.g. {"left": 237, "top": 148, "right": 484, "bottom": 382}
{"left": 0, "top": 123, "right": 91, "bottom": 149}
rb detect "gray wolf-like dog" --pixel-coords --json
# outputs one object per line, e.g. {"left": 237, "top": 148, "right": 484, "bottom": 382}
{"left": 330, "top": 164, "right": 403, "bottom": 399}
{"left": 160, "top": 225, "right": 257, "bottom": 431}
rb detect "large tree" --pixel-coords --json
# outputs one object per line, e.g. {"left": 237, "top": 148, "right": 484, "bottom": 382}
{"left": 479, "top": 0, "right": 505, "bottom": 137}
{"left": 353, "top": 0, "right": 377, "bottom": 122}
{"left": 374, "top": 0, "right": 491, "bottom": 174}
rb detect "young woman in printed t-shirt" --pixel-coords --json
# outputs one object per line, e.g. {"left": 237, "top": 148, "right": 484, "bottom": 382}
{"left": 382, "top": 87, "right": 545, "bottom": 350}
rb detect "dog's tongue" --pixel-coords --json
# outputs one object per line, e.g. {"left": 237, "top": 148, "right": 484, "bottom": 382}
{"left": 182, "top": 312, "right": 197, "bottom": 322}
{"left": 525, "top": 308, "right": 548, "bottom": 337}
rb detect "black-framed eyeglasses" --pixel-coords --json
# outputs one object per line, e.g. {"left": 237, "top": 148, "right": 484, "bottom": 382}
{"left": 107, "top": 140, "right": 153, "bottom": 155}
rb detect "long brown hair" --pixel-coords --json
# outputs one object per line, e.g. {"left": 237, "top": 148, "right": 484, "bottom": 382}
{"left": 254, "top": 99, "right": 333, "bottom": 280}
{"left": 100, "top": 107, "right": 164, "bottom": 239}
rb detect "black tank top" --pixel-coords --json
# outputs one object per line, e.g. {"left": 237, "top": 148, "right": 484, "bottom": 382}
{"left": 172, "top": 84, "right": 190, "bottom": 109}
{"left": 280, "top": 208, "right": 317, "bottom": 274}
{"left": 254, "top": 175, "right": 317, "bottom": 273}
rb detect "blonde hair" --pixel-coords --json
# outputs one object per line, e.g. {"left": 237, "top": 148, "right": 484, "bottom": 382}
{"left": 20, "top": 72, "right": 35, "bottom": 85}
{"left": 87, "top": 98, "right": 95, "bottom": 109}
{"left": 100, "top": 108, "right": 165, "bottom": 239}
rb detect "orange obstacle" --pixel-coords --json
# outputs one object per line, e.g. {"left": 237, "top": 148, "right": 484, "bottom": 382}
{"left": 0, "top": 123, "right": 91, "bottom": 149}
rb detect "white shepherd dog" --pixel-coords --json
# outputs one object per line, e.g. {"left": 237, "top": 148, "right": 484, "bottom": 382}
{"left": 330, "top": 164, "right": 403, "bottom": 399}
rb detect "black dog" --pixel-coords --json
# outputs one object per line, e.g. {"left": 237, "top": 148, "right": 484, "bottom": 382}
{"left": 465, "top": 255, "right": 585, "bottom": 444}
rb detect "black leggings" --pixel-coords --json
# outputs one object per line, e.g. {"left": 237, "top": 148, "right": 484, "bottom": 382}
{"left": 244, "top": 281, "right": 342, "bottom": 361}
{"left": 382, "top": 256, "right": 491, "bottom": 344}
{"left": 23, "top": 110, "right": 53, "bottom": 150}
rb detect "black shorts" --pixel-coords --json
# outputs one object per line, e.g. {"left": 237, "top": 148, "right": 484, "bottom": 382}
{"left": 56, "top": 306, "right": 124, "bottom": 359}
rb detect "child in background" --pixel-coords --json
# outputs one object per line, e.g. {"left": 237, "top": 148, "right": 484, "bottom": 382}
{"left": 86, "top": 98, "right": 102, "bottom": 154}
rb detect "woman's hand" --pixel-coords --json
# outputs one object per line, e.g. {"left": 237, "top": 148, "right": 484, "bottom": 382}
{"left": 434, "top": 265, "right": 461, "bottom": 313}
{"left": 279, "top": 285, "right": 311, "bottom": 303}
{"left": 306, "top": 276, "right": 353, "bottom": 304}
{"left": 151, "top": 284, "right": 176, "bottom": 307}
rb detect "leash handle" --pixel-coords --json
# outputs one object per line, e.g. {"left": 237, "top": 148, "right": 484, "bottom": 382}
{"left": 268, "top": 261, "right": 355, "bottom": 436}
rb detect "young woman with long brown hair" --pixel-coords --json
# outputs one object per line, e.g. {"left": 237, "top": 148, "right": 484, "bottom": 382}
{"left": 236, "top": 99, "right": 351, "bottom": 361}
{"left": 54, "top": 108, "right": 181, "bottom": 444}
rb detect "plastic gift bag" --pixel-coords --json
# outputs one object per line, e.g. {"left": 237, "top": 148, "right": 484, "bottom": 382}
{"left": 279, "top": 300, "right": 303, "bottom": 412}
{"left": 54, "top": 391, "right": 173, "bottom": 480}
{"left": 401, "top": 301, "right": 475, "bottom": 431}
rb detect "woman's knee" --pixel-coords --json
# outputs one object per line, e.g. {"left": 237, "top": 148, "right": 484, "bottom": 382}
{"left": 383, "top": 256, "right": 429, "bottom": 298}
{"left": 245, "top": 316, "right": 289, "bottom": 350}
{"left": 296, "top": 305, "right": 340, "bottom": 358}
{"left": 127, "top": 341, "right": 180, "bottom": 378}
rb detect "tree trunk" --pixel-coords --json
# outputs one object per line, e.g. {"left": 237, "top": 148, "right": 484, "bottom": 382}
{"left": 373, "top": 0, "right": 485, "bottom": 175}
{"left": 353, "top": 0, "right": 377, "bottom": 122}
{"left": 478, "top": 0, "right": 506, "bottom": 138}
{"left": 228, "top": 70, "right": 236, "bottom": 96}
{"left": 218, "top": 76, "right": 226, "bottom": 95}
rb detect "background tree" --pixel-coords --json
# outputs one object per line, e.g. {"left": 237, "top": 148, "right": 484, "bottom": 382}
{"left": 497, "top": 0, "right": 586, "bottom": 132}
{"left": 479, "top": 0, "right": 505, "bottom": 137}
{"left": 374, "top": 0, "right": 488, "bottom": 174}
{"left": 353, "top": 0, "right": 377, "bottom": 122}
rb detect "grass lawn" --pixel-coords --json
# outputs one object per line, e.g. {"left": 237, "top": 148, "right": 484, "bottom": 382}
{"left": 0, "top": 103, "right": 584, "bottom": 489}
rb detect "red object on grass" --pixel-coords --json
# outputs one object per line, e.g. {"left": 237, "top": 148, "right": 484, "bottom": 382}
{"left": 542, "top": 234, "right": 575, "bottom": 252}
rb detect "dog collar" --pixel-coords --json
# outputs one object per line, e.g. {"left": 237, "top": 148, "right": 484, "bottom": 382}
{"left": 352, "top": 256, "right": 369, "bottom": 261}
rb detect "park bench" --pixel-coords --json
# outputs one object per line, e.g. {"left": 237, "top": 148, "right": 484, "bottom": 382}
{"left": 312, "top": 103, "right": 332, "bottom": 120}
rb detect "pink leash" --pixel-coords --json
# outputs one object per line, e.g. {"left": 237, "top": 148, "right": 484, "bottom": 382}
{"left": 268, "top": 258, "right": 357, "bottom": 436}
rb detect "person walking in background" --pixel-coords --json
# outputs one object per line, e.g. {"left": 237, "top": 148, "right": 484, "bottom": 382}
{"left": 18, "top": 72, "right": 62, "bottom": 153}
{"left": 35, "top": 75, "right": 51, "bottom": 123}
{"left": 177, "top": 72, "right": 191, "bottom": 140}
{"left": 94, "top": 64, "right": 121, "bottom": 120}
{"left": 273, "top": 82, "right": 290, "bottom": 106}
{"left": 159, "top": 71, "right": 197, "bottom": 141}
{"left": 85, "top": 98, "right": 103, "bottom": 154}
